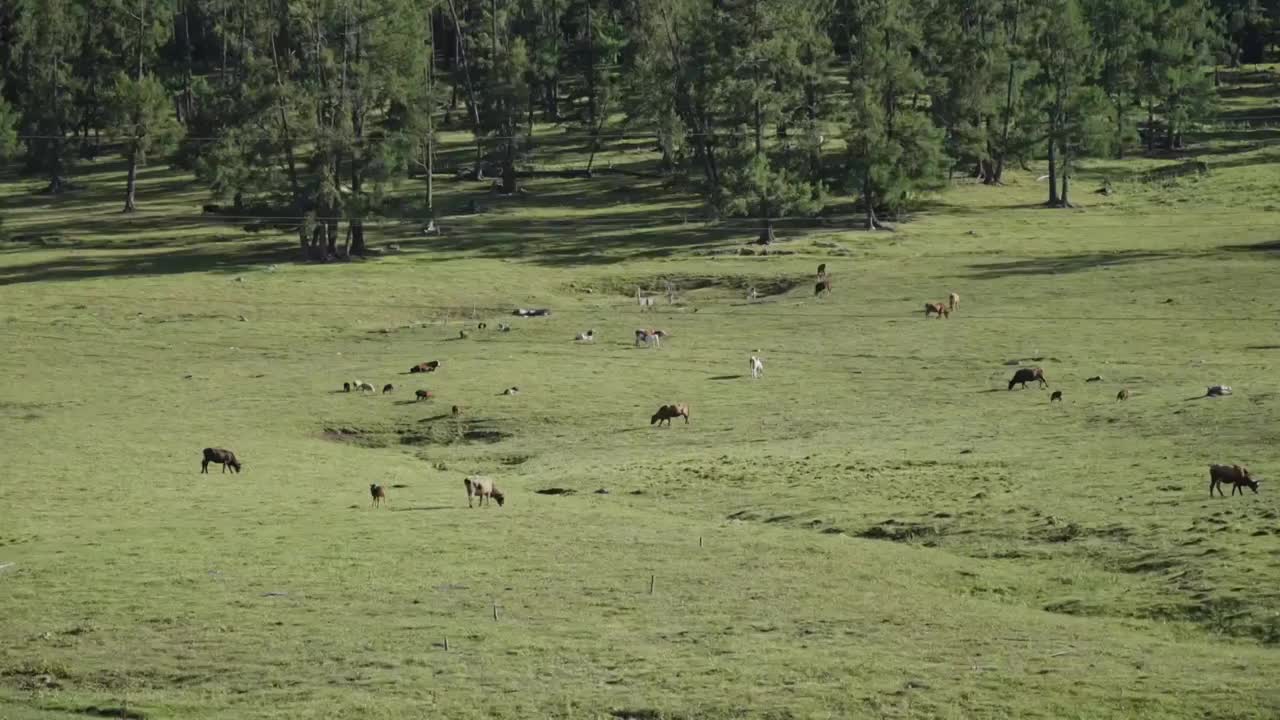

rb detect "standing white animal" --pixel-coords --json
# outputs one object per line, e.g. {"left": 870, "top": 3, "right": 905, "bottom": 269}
{"left": 750, "top": 355, "right": 764, "bottom": 379}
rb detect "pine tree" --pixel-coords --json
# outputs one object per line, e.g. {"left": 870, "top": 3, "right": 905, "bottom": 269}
{"left": 1083, "top": 0, "right": 1149, "bottom": 157}
{"left": 1027, "top": 0, "right": 1100, "bottom": 207}
{"left": 840, "top": 0, "right": 944, "bottom": 230}
{"left": 11, "top": 0, "right": 82, "bottom": 192}
{"left": 718, "top": 0, "right": 827, "bottom": 242}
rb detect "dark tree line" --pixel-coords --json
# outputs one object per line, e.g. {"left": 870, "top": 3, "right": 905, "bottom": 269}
{"left": 0, "top": 0, "right": 1272, "bottom": 255}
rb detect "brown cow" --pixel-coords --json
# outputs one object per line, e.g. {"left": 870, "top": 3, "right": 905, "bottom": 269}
{"left": 651, "top": 403, "right": 690, "bottom": 426}
{"left": 1209, "top": 464, "right": 1259, "bottom": 497}
{"left": 1116, "top": 389, "right": 1130, "bottom": 401}
{"left": 370, "top": 484, "right": 387, "bottom": 507}
{"left": 925, "top": 302, "right": 950, "bottom": 319}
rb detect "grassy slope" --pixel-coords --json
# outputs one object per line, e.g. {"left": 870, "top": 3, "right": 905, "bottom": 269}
{"left": 2, "top": 70, "right": 1280, "bottom": 719}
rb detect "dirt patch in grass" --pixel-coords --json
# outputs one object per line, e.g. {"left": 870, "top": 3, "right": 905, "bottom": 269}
{"left": 592, "top": 273, "right": 803, "bottom": 299}
{"left": 856, "top": 520, "right": 942, "bottom": 543}
{"left": 322, "top": 418, "right": 513, "bottom": 448}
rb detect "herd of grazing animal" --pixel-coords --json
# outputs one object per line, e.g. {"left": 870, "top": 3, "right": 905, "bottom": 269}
{"left": 198, "top": 271, "right": 1260, "bottom": 510}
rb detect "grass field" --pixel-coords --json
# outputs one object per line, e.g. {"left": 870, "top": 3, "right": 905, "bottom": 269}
{"left": 3, "top": 68, "right": 1280, "bottom": 720}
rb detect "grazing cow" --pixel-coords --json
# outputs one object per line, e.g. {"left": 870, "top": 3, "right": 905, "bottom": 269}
{"left": 1116, "top": 389, "right": 1130, "bottom": 401}
{"left": 925, "top": 302, "right": 950, "bottom": 319}
{"left": 201, "top": 447, "right": 242, "bottom": 474}
{"left": 410, "top": 361, "right": 440, "bottom": 374}
{"left": 478, "top": 322, "right": 487, "bottom": 330}
{"left": 464, "top": 476, "right": 505, "bottom": 508}
{"left": 356, "top": 381, "right": 375, "bottom": 393}
{"left": 1209, "top": 464, "right": 1259, "bottom": 497}
{"left": 1008, "top": 367, "right": 1048, "bottom": 390}
{"left": 343, "top": 382, "right": 351, "bottom": 392}
{"left": 635, "top": 329, "right": 665, "bottom": 348}
{"left": 370, "top": 484, "right": 387, "bottom": 507}
{"left": 948, "top": 292, "right": 960, "bottom": 312}
{"left": 1050, "top": 391, "right": 1063, "bottom": 402}
{"left": 750, "top": 355, "right": 764, "bottom": 379}
{"left": 814, "top": 277, "right": 832, "bottom": 297}
{"left": 497, "top": 323, "right": 511, "bottom": 332}
{"left": 382, "top": 384, "right": 394, "bottom": 394}
{"left": 817, "top": 263, "right": 827, "bottom": 278}
{"left": 651, "top": 403, "right": 690, "bottom": 426}
{"left": 415, "top": 389, "right": 433, "bottom": 401}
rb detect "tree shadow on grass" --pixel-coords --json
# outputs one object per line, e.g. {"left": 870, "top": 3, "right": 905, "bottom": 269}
{"left": 708, "top": 374, "right": 744, "bottom": 381}
{"left": 0, "top": 241, "right": 294, "bottom": 286}
{"left": 1220, "top": 239, "right": 1280, "bottom": 256}
{"left": 966, "top": 250, "right": 1183, "bottom": 279}
{"left": 389, "top": 506, "right": 452, "bottom": 512}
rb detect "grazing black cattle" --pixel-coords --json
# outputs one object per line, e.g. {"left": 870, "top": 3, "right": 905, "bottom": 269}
{"left": 1008, "top": 367, "right": 1048, "bottom": 390}
{"left": 201, "top": 447, "right": 242, "bottom": 474}
{"left": 1209, "top": 464, "right": 1259, "bottom": 497}
{"left": 382, "top": 383, "right": 394, "bottom": 394}
{"left": 1050, "top": 391, "right": 1063, "bottom": 402}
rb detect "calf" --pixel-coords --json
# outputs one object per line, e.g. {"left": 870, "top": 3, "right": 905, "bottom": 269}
{"left": 370, "top": 483, "right": 387, "bottom": 507}
{"left": 575, "top": 329, "right": 596, "bottom": 342}
{"left": 356, "top": 381, "right": 375, "bottom": 392}
{"left": 1209, "top": 464, "right": 1259, "bottom": 497}
{"left": 651, "top": 403, "right": 690, "bottom": 426}
{"left": 464, "top": 476, "right": 505, "bottom": 508}
{"left": 1008, "top": 367, "right": 1048, "bottom": 390}
{"left": 343, "top": 382, "right": 351, "bottom": 392}
{"left": 201, "top": 447, "right": 242, "bottom": 474}
{"left": 924, "top": 302, "right": 949, "bottom": 319}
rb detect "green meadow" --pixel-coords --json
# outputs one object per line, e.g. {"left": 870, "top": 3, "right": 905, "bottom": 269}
{"left": 2, "top": 68, "right": 1280, "bottom": 720}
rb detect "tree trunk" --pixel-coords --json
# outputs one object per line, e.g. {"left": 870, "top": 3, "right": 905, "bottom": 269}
{"left": 1115, "top": 100, "right": 1125, "bottom": 159}
{"left": 445, "top": 0, "right": 485, "bottom": 179}
{"left": 1152, "top": 102, "right": 1162, "bottom": 151}
{"left": 501, "top": 140, "right": 517, "bottom": 193}
{"left": 270, "top": 31, "right": 301, "bottom": 202}
{"left": 123, "top": 143, "right": 138, "bottom": 212}
{"left": 1059, "top": 146, "right": 1071, "bottom": 207}
{"left": 1046, "top": 137, "right": 1060, "bottom": 206}
{"left": 864, "top": 172, "right": 878, "bottom": 231}
{"left": 993, "top": 0, "right": 1021, "bottom": 184}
